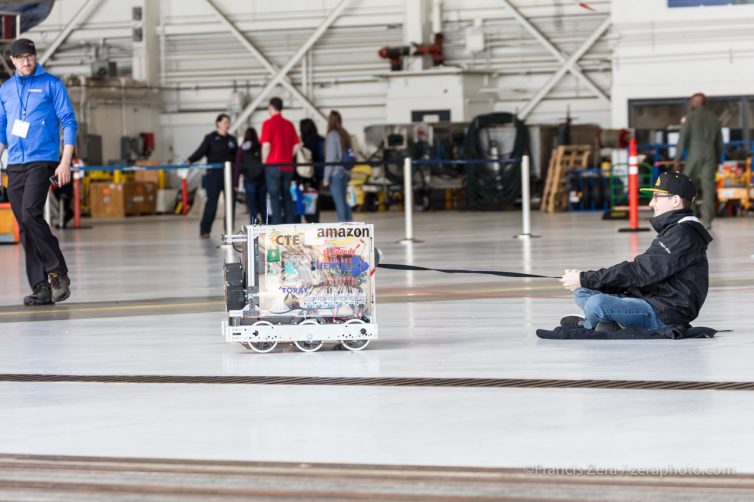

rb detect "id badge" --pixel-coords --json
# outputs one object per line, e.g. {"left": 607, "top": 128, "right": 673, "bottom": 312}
{"left": 11, "top": 119, "right": 30, "bottom": 138}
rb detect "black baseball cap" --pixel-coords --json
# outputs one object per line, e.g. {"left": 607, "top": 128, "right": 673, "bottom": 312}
{"left": 10, "top": 38, "right": 36, "bottom": 57}
{"left": 640, "top": 171, "right": 697, "bottom": 201}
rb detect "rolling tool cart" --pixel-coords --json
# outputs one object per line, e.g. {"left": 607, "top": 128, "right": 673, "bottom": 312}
{"left": 716, "top": 159, "right": 751, "bottom": 215}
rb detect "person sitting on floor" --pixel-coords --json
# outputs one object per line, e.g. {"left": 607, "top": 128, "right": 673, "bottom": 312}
{"left": 559, "top": 171, "right": 713, "bottom": 331}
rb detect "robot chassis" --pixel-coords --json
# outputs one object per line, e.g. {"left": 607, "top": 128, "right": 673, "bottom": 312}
{"left": 221, "top": 223, "right": 379, "bottom": 353}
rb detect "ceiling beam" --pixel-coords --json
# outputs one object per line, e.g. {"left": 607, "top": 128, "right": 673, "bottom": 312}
{"left": 231, "top": 0, "right": 351, "bottom": 132}
{"left": 203, "top": 0, "right": 327, "bottom": 130}
{"left": 519, "top": 16, "right": 611, "bottom": 119}
{"left": 498, "top": 0, "right": 610, "bottom": 104}
{"left": 39, "top": 0, "right": 105, "bottom": 65}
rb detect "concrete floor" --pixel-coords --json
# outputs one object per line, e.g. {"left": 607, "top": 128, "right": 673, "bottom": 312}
{"left": 1, "top": 209, "right": 753, "bottom": 475}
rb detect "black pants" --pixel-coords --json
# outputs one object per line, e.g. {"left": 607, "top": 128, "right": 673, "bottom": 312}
{"left": 200, "top": 170, "right": 236, "bottom": 235}
{"left": 7, "top": 162, "right": 68, "bottom": 289}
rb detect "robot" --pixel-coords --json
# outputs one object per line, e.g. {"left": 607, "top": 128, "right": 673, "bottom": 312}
{"left": 222, "top": 223, "right": 379, "bottom": 353}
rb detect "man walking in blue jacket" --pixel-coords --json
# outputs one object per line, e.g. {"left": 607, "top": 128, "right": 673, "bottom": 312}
{"left": 0, "top": 38, "right": 78, "bottom": 306}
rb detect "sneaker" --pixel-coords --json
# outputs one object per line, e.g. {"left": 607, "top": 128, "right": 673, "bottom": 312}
{"left": 23, "top": 282, "right": 53, "bottom": 306}
{"left": 595, "top": 321, "right": 621, "bottom": 332}
{"left": 560, "top": 315, "right": 585, "bottom": 327}
{"left": 49, "top": 273, "right": 71, "bottom": 303}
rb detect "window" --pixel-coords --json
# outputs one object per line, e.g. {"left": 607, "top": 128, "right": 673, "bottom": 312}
{"left": 629, "top": 96, "right": 754, "bottom": 161}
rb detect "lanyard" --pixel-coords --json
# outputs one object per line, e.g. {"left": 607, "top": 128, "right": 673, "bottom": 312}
{"left": 14, "top": 74, "right": 35, "bottom": 119}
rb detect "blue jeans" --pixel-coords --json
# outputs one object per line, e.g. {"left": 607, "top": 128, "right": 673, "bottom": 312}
{"left": 243, "top": 178, "right": 267, "bottom": 224}
{"left": 265, "top": 168, "right": 296, "bottom": 224}
{"left": 330, "top": 170, "right": 352, "bottom": 222}
{"left": 573, "top": 288, "right": 666, "bottom": 330}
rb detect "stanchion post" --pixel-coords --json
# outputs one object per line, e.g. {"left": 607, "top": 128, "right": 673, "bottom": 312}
{"left": 515, "top": 155, "right": 540, "bottom": 239}
{"left": 223, "top": 161, "right": 233, "bottom": 237}
{"left": 73, "top": 170, "right": 81, "bottom": 228}
{"left": 628, "top": 138, "right": 639, "bottom": 229}
{"left": 619, "top": 137, "right": 649, "bottom": 232}
{"left": 399, "top": 157, "right": 421, "bottom": 243}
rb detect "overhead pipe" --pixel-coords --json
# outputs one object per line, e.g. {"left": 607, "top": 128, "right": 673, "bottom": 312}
{"left": 39, "top": 0, "right": 106, "bottom": 65}
{"left": 378, "top": 33, "right": 445, "bottom": 71}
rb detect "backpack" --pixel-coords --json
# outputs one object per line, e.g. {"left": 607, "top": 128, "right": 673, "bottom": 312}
{"left": 341, "top": 145, "right": 356, "bottom": 171}
{"left": 241, "top": 146, "right": 264, "bottom": 180}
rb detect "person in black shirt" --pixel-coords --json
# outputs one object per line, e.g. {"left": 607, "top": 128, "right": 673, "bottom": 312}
{"left": 236, "top": 127, "right": 266, "bottom": 224}
{"left": 187, "top": 113, "right": 237, "bottom": 238}
{"left": 299, "top": 118, "right": 324, "bottom": 223}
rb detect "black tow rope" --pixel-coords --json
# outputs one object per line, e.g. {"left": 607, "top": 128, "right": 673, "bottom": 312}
{"left": 377, "top": 263, "right": 560, "bottom": 279}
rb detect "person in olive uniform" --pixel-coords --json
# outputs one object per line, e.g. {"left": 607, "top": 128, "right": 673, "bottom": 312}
{"left": 673, "top": 92, "right": 722, "bottom": 229}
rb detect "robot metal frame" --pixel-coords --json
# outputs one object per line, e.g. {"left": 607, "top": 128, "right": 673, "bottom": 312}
{"left": 222, "top": 222, "right": 379, "bottom": 353}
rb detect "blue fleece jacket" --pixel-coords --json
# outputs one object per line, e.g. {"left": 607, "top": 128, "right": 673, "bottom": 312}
{"left": 0, "top": 64, "right": 78, "bottom": 165}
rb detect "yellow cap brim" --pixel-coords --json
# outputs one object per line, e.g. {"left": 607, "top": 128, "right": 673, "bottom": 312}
{"left": 639, "top": 188, "right": 669, "bottom": 194}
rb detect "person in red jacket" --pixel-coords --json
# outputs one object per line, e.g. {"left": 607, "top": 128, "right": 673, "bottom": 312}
{"left": 260, "top": 97, "right": 300, "bottom": 224}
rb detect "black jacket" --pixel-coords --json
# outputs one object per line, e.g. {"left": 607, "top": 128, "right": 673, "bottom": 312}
{"left": 188, "top": 131, "right": 237, "bottom": 165}
{"left": 580, "top": 209, "right": 713, "bottom": 325}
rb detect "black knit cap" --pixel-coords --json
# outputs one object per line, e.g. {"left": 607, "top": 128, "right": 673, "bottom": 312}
{"left": 10, "top": 38, "right": 36, "bottom": 57}
{"left": 640, "top": 171, "right": 697, "bottom": 201}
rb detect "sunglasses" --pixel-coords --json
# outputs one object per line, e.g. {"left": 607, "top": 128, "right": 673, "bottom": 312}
{"left": 651, "top": 193, "right": 674, "bottom": 200}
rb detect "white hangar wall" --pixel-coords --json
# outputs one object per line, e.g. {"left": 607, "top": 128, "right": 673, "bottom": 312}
{"left": 36, "top": 1, "right": 754, "bottom": 163}
{"left": 610, "top": 0, "right": 754, "bottom": 128}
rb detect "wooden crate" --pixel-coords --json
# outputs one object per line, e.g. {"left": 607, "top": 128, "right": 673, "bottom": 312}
{"left": 541, "top": 145, "right": 592, "bottom": 213}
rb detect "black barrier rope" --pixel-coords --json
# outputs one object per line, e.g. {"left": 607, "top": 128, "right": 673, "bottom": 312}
{"left": 377, "top": 263, "right": 560, "bottom": 279}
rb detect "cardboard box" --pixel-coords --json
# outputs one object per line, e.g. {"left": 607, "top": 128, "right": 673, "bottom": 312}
{"left": 90, "top": 182, "right": 157, "bottom": 218}
{"left": 133, "top": 169, "right": 161, "bottom": 186}
{"left": 89, "top": 182, "right": 125, "bottom": 219}
{"left": 134, "top": 160, "right": 162, "bottom": 187}
{"left": 124, "top": 181, "right": 157, "bottom": 215}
